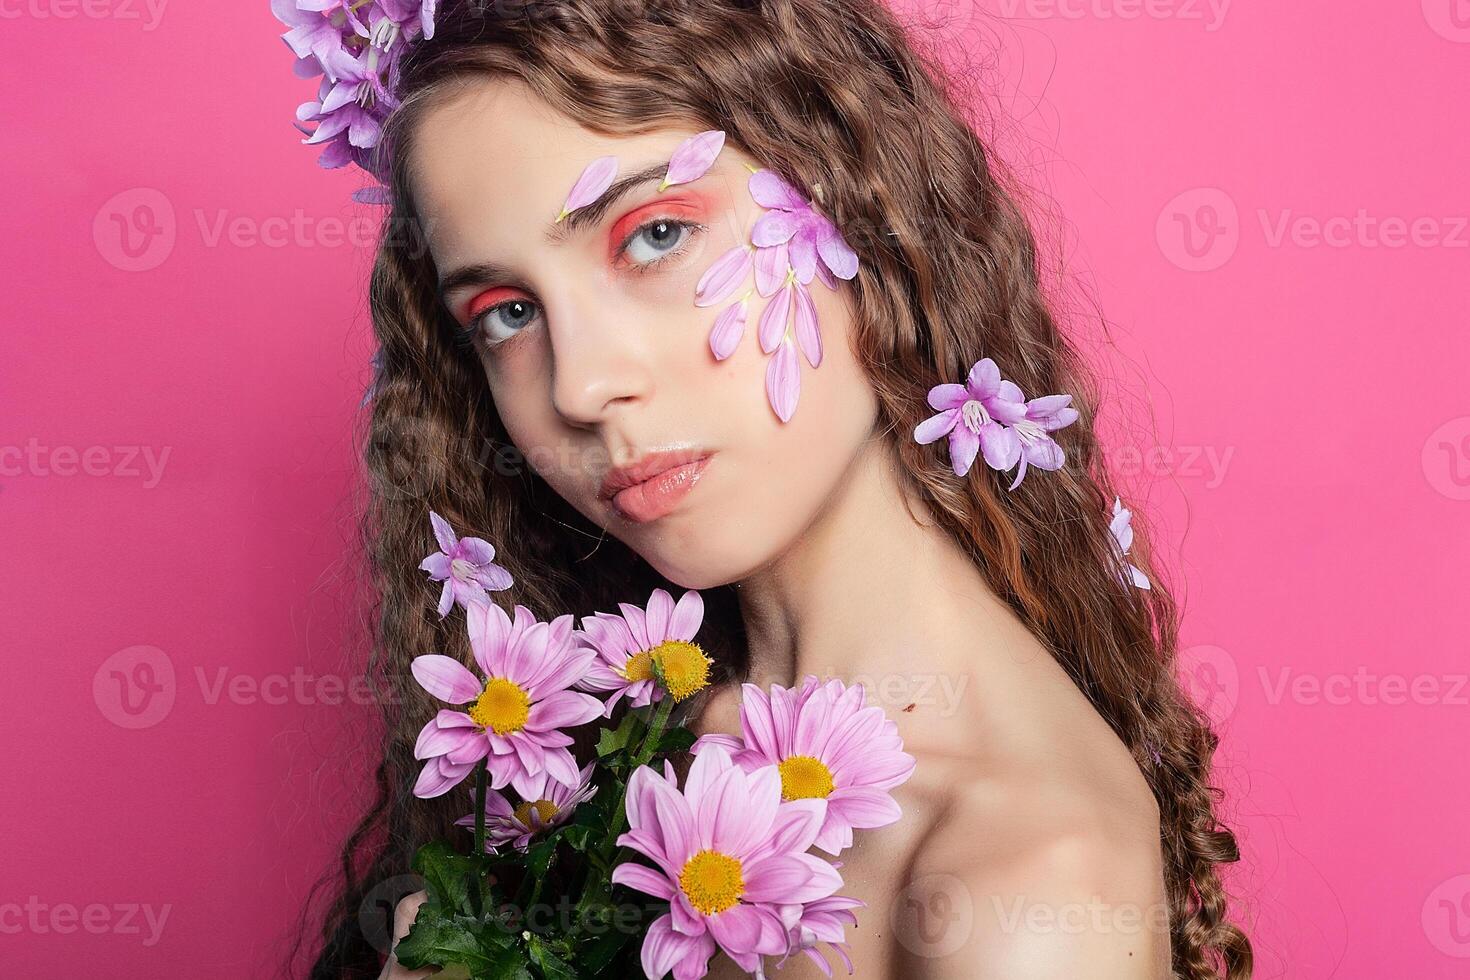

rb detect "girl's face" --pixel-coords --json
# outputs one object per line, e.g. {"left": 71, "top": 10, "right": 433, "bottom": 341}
{"left": 411, "top": 79, "right": 878, "bottom": 588}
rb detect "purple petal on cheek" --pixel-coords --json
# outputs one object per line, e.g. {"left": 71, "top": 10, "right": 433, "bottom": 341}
{"left": 757, "top": 282, "right": 793, "bottom": 354}
{"left": 766, "top": 339, "right": 801, "bottom": 423}
{"left": 753, "top": 241, "right": 790, "bottom": 297}
{"left": 748, "top": 168, "right": 808, "bottom": 211}
{"left": 792, "top": 279, "right": 823, "bottom": 368}
{"left": 709, "top": 300, "right": 748, "bottom": 361}
{"left": 695, "top": 244, "right": 753, "bottom": 308}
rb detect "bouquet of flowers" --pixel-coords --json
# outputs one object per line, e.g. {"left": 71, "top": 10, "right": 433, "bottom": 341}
{"left": 392, "top": 512, "right": 917, "bottom": 978}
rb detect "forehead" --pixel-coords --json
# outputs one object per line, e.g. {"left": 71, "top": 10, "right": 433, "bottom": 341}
{"left": 408, "top": 78, "right": 702, "bottom": 269}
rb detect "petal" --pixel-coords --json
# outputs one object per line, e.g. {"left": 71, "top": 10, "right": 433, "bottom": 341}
{"left": 816, "top": 226, "right": 859, "bottom": 280}
{"left": 428, "top": 510, "right": 458, "bottom": 553}
{"left": 663, "top": 129, "right": 725, "bottom": 188}
{"left": 708, "top": 299, "right": 748, "bottom": 360}
{"left": 410, "top": 655, "right": 481, "bottom": 704}
{"left": 979, "top": 423, "right": 1021, "bottom": 472}
{"left": 748, "top": 168, "right": 808, "bottom": 210}
{"left": 926, "top": 383, "right": 970, "bottom": 412}
{"left": 913, "top": 409, "right": 960, "bottom": 446}
{"left": 766, "top": 340, "right": 801, "bottom": 423}
{"left": 641, "top": 914, "right": 714, "bottom": 980}
{"left": 670, "top": 590, "right": 705, "bottom": 641}
{"left": 948, "top": 424, "right": 981, "bottom": 477}
{"left": 753, "top": 240, "right": 790, "bottom": 297}
{"left": 560, "top": 154, "right": 618, "bottom": 216}
{"left": 707, "top": 904, "right": 765, "bottom": 956}
{"left": 418, "top": 553, "right": 451, "bottom": 579}
{"left": 965, "top": 358, "right": 1001, "bottom": 399}
{"left": 645, "top": 588, "right": 675, "bottom": 645}
{"left": 829, "top": 787, "right": 903, "bottom": 829}
{"left": 792, "top": 280, "right": 823, "bottom": 368}
{"left": 757, "top": 283, "right": 792, "bottom": 354}
{"left": 695, "top": 245, "right": 753, "bottom": 308}
{"left": 611, "top": 862, "right": 675, "bottom": 900}
{"left": 529, "top": 690, "right": 604, "bottom": 730}
{"left": 751, "top": 210, "right": 799, "bottom": 249}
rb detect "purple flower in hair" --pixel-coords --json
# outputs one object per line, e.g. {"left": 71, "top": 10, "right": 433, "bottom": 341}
{"left": 1005, "top": 392, "right": 1079, "bottom": 489}
{"left": 913, "top": 358, "right": 1027, "bottom": 477}
{"left": 419, "top": 510, "right": 513, "bottom": 618}
{"left": 1109, "top": 496, "right": 1152, "bottom": 590}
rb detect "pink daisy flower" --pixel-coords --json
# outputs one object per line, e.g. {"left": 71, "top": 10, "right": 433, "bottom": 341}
{"left": 453, "top": 761, "right": 597, "bottom": 853}
{"left": 694, "top": 679, "right": 916, "bottom": 856}
{"left": 611, "top": 745, "right": 843, "bottom": 979}
{"left": 576, "top": 588, "right": 712, "bottom": 715}
{"left": 410, "top": 602, "right": 604, "bottom": 799}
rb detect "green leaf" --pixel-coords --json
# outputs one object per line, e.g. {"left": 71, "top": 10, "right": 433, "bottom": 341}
{"left": 653, "top": 725, "right": 697, "bottom": 755}
{"left": 392, "top": 907, "right": 496, "bottom": 973}
{"left": 411, "top": 840, "right": 478, "bottom": 915}
{"left": 595, "top": 710, "right": 644, "bottom": 759}
{"left": 524, "top": 834, "right": 560, "bottom": 878}
{"left": 528, "top": 936, "right": 579, "bottom": 980}
{"left": 483, "top": 947, "right": 535, "bottom": 980}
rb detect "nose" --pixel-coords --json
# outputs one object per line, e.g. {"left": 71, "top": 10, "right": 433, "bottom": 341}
{"left": 547, "top": 284, "right": 656, "bottom": 428}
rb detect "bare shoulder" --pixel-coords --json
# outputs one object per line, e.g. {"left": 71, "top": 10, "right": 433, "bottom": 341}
{"left": 892, "top": 756, "right": 1172, "bottom": 980}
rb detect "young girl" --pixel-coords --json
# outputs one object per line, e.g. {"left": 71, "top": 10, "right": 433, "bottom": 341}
{"left": 298, "top": 1, "right": 1251, "bottom": 976}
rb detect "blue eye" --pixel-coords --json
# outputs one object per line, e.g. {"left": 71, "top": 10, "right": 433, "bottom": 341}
{"left": 622, "top": 217, "right": 699, "bottom": 266}
{"left": 473, "top": 297, "right": 540, "bottom": 345}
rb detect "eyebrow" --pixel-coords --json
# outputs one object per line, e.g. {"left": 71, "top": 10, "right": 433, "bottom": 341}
{"left": 436, "top": 161, "right": 675, "bottom": 305}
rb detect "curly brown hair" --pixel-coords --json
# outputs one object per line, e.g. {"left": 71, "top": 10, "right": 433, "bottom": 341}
{"left": 291, "top": 0, "right": 1253, "bottom": 976}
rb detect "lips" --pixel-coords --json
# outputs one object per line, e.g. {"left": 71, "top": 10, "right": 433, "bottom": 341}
{"left": 601, "top": 449, "right": 714, "bottom": 524}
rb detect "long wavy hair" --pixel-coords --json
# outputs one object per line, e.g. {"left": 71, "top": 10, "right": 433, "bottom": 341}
{"left": 294, "top": 0, "right": 1252, "bottom": 976}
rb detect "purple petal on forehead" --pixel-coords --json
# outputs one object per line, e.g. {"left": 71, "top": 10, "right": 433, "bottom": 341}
{"left": 695, "top": 245, "right": 752, "bottom": 308}
{"left": 754, "top": 242, "right": 789, "bottom": 298}
{"left": 792, "top": 280, "right": 823, "bottom": 368}
{"left": 662, "top": 130, "right": 726, "bottom": 189}
{"left": 749, "top": 169, "right": 809, "bottom": 211}
{"left": 766, "top": 339, "right": 801, "bottom": 423}
{"left": 559, "top": 154, "right": 618, "bottom": 220}
{"left": 758, "top": 283, "right": 793, "bottom": 355}
{"left": 709, "top": 300, "right": 747, "bottom": 361}
{"left": 752, "top": 210, "right": 800, "bottom": 249}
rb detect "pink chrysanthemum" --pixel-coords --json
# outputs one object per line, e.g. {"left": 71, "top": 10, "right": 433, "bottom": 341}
{"left": 576, "top": 588, "right": 711, "bottom": 715}
{"left": 694, "top": 679, "right": 916, "bottom": 856}
{"left": 410, "top": 602, "right": 603, "bottom": 799}
{"left": 453, "top": 761, "right": 597, "bottom": 853}
{"left": 611, "top": 746, "right": 843, "bottom": 979}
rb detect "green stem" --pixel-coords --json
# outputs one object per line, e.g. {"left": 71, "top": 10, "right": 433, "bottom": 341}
{"left": 472, "top": 761, "right": 488, "bottom": 916}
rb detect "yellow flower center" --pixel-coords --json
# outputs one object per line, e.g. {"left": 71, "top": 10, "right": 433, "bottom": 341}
{"left": 622, "top": 650, "right": 655, "bottom": 683}
{"left": 652, "top": 640, "right": 712, "bottom": 702}
{"left": 467, "top": 678, "right": 531, "bottom": 735}
{"left": 511, "top": 799, "right": 559, "bottom": 826}
{"left": 678, "top": 849, "right": 744, "bottom": 915}
{"left": 778, "top": 755, "right": 836, "bottom": 800}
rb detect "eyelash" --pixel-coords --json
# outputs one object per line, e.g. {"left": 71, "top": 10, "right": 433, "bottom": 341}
{"left": 453, "top": 216, "right": 708, "bottom": 353}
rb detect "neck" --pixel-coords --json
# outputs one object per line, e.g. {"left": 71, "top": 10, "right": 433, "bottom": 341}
{"left": 732, "top": 439, "right": 997, "bottom": 693}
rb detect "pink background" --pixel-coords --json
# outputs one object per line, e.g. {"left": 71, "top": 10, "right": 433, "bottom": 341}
{"left": 3, "top": 2, "right": 1467, "bottom": 976}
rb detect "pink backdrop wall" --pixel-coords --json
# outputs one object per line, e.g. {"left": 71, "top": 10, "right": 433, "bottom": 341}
{"left": 3, "top": 1, "right": 1467, "bottom": 976}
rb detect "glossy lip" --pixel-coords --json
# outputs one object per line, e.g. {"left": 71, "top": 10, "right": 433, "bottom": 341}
{"left": 599, "top": 447, "right": 714, "bottom": 500}
{"left": 601, "top": 449, "right": 715, "bottom": 524}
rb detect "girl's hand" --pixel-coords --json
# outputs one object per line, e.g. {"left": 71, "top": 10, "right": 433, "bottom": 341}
{"left": 376, "top": 891, "right": 435, "bottom": 980}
